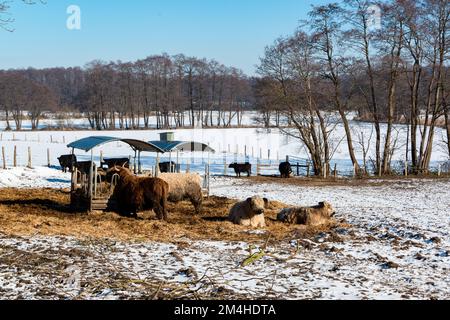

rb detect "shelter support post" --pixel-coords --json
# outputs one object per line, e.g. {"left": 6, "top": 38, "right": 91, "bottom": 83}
{"left": 155, "top": 153, "right": 160, "bottom": 177}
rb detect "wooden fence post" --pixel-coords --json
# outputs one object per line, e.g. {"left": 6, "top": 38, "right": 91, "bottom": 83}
{"left": 2, "top": 147, "right": 6, "bottom": 169}
{"left": 334, "top": 163, "right": 337, "bottom": 178}
{"left": 256, "top": 158, "right": 260, "bottom": 176}
{"left": 405, "top": 160, "right": 408, "bottom": 177}
{"left": 438, "top": 164, "right": 441, "bottom": 177}
{"left": 13, "top": 146, "right": 17, "bottom": 168}
{"left": 307, "top": 163, "right": 310, "bottom": 178}
{"left": 27, "top": 147, "right": 32, "bottom": 169}
{"left": 224, "top": 155, "right": 227, "bottom": 176}
{"left": 13, "top": 146, "right": 17, "bottom": 167}
{"left": 50, "top": 135, "right": 53, "bottom": 143}
{"left": 47, "top": 148, "right": 51, "bottom": 167}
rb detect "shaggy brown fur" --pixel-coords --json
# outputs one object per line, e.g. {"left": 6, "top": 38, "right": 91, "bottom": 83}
{"left": 228, "top": 196, "right": 269, "bottom": 228}
{"left": 277, "top": 202, "right": 336, "bottom": 226}
{"left": 155, "top": 173, "right": 203, "bottom": 214}
{"left": 108, "top": 167, "right": 169, "bottom": 220}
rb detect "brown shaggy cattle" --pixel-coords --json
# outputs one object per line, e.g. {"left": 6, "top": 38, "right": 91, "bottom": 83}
{"left": 277, "top": 202, "right": 336, "bottom": 226}
{"left": 107, "top": 167, "right": 169, "bottom": 220}
{"left": 157, "top": 173, "right": 203, "bottom": 214}
{"left": 228, "top": 196, "right": 269, "bottom": 228}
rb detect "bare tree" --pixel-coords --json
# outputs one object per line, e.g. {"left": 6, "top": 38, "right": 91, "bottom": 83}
{"left": 0, "top": 0, "right": 43, "bottom": 31}
{"left": 257, "top": 32, "right": 336, "bottom": 176}
{"left": 308, "top": 3, "right": 361, "bottom": 173}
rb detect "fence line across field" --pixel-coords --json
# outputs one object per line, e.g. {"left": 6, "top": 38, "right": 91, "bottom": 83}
{"left": 0, "top": 140, "right": 448, "bottom": 179}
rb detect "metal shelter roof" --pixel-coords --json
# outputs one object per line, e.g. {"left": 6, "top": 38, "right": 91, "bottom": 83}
{"left": 149, "top": 140, "right": 215, "bottom": 153}
{"left": 67, "top": 136, "right": 165, "bottom": 153}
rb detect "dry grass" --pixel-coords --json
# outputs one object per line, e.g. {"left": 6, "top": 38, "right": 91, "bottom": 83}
{"left": 0, "top": 188, "right": 347, "bottom": 243}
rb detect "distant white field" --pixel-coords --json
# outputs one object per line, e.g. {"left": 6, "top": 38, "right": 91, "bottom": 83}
{"left": 0, "top": 120, "right": 448, "bottom": 180}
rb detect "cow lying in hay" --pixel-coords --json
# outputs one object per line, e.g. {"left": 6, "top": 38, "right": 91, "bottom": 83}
{"left": 107, "top": 166, "right": 169, "bottom": 220}
{"left": 228, "top": 196, "right": 269, "bottom": 228}
{"left": 157, "top": 173, "right": 203, "bottom": 214}
{"left": 277, "top": 202, "right": 336, "bottom": 226}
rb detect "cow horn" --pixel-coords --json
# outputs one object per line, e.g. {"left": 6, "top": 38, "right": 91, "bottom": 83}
{"left": 122, "top": 163, "right": 126, "bottom": 168}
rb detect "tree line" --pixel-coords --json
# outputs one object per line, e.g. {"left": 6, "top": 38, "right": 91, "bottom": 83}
{"left": 0, "top": 55, "right": 253, "bottom": 130}
{"left": 256, "top": 0, "right": 449, "bottom": 176}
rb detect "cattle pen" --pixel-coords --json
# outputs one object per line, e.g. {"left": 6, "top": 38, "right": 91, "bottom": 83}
{"left": 66, "top": 134, "right": 215, "bottom": 212}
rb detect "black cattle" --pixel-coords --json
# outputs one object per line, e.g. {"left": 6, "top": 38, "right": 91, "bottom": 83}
{"left": 75, "top": 161, "right": 95, "bottom": 175}
{"left": 58, "top": 154, "right": 77, "bottom": 173}
{"left": 101, "top": 158, "right": 130, "bottom": 169}
{"left": 75, "top": 161, "right": 106, "bottom": 183}
{"left": 279, "top": 162, "right": 293, "bottom": 178}
{"left": 229, "top": 163, "right": 252, "bottom": 177}
{"left": 159, "top": 161, "right": 177, "bottom": 173}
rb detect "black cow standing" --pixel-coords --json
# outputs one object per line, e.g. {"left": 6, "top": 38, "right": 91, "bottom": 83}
{"left": 58, "top": 154, "right": 77, "bottom": 173}
{"left": 159, "top": 161, "right": 177, "bottom": 173}
{"left": 229, "top": 163, "right": 252, "bottom": 177}
{"left": 279, "top": 162, "right": 293, "bottom": 178}
{"left": 101, "top": 158, "right": 130, "bottom": 169}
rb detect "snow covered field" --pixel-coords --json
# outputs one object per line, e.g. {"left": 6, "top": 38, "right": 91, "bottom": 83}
{"left": 0, "top": 121, "right": 448, "bottom": 178}
{"left": 0, "top": 173, "right": 449, "bottom": 299}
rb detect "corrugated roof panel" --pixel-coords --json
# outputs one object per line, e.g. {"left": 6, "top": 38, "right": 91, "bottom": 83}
{"left": 67, "top": 136, "right": 164, "bottom": 153}
{"left": 149, "top": 141, "right": 215, "bottom": 153}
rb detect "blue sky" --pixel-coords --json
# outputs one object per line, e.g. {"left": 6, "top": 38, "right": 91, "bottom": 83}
{"left": 1, "top": 0, "right": 330, "bottom": 75}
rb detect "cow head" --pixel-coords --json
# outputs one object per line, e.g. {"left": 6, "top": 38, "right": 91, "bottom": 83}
{"left": 318, "top": 201, "right": 336, "bottom": 218}
{"left": 246, "top": 196, "right": 270, "bottom": 215}
{"left": 106, "top": 165, "right": 128, "bottom": 183}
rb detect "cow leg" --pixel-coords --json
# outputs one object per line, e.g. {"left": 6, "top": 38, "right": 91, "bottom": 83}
{"left": 190, "top": 196, "right": 202, "bottom": 215}
{"left": 161, "top": 197, "right": 168, "bottom": 220}
{"left": 154, "top": 205, "right": 164, "bottom": 220}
